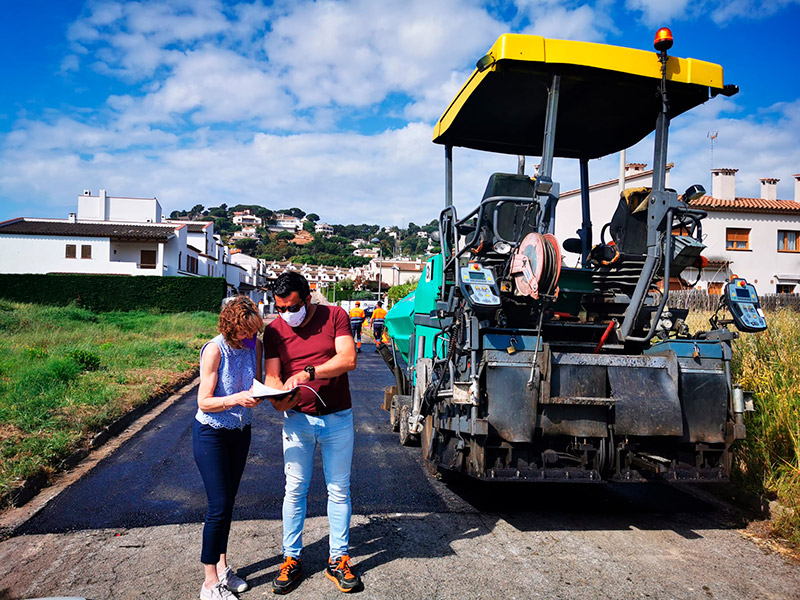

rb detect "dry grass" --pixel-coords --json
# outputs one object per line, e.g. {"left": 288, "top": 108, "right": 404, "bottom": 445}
{"left": 688, "top": 309, "right": 800, "bottom": 545}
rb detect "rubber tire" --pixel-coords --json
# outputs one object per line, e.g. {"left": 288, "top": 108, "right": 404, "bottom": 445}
{"left": 398, "top": 404, "right": 419, "bottom": 447}
{"left": 389, "top": 396, "right": 400, "bottom": 432}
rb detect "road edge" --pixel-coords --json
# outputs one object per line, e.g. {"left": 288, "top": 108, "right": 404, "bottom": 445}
{"left": 0, "top": 374, "right": 200, "bottom": 540}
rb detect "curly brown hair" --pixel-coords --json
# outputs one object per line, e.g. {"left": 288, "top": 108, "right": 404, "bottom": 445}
{"left": 218, "top": 296, "right": 263, "bottom": 349}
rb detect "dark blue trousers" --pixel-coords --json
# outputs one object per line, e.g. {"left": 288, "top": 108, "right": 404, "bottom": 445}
{"left": 193, "top": 421, "right": 251, "bottom": 565}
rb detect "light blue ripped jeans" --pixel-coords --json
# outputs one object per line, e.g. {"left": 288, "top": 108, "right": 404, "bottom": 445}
{"left": 281, "top": 408, "right": 354, "bottom": 559}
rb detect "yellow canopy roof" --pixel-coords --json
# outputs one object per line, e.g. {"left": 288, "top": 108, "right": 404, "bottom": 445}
{"left": 433, "top": 34, "right": 728, "bottom": 159}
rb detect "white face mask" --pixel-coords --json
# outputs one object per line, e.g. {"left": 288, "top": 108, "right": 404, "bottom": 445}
{"left": 280, "top": 304, "right": 307, "bottom": 327}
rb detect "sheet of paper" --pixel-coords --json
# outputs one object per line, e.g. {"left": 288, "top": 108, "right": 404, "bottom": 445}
{"left": 252, "top": 379, "right": 298, "bottom": 400}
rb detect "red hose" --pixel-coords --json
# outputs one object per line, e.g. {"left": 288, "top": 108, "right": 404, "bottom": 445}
{"left": 594, "top": 319, "right": 617, "bottom": 354}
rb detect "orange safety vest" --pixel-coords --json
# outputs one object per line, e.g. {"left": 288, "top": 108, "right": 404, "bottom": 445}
{"left": 370, "top": 307, "right": 387, "bottom": 328}
{"left": 349, "top": 307, "right": 365, "bottom": 327}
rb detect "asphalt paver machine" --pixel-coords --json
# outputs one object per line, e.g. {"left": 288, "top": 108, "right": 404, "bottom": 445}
{"left": 381, "top": 29, "right": 767, "bottom": 483}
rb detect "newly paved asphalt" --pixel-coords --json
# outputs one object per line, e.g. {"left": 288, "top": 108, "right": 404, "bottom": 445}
{"left": 4, "top": 347, "right": 800, "bottom": 599}
{"left": 17, "top": 349, "right": 448, "bottom": 535}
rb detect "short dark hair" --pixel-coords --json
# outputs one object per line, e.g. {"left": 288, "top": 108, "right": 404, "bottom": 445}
{"left": 377, "top": 301, "right": 383, "bottom": 307}
{"left": 273, "top": 271, "right": 310, "bottom": 299}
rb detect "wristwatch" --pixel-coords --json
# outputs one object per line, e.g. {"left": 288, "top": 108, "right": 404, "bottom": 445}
{"left": 304, "top": 365, "right": 316, "bottom": 381}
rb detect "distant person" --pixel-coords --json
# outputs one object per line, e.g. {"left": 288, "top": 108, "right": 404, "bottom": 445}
{"left": 263, "top": 271, "right": 361, "bottom": 594}
{"left": 348, "top": 301, "right": 366, "bottom": 353}
{"left": 194, "top": 296, "right": 264, "bottom": 600}
{"left": 370, "top": 301, "right": 387, "bottom": 352}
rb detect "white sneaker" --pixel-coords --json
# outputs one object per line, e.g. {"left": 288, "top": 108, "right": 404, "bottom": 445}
{"left": 219, "top": 566, "right": 249, "bottom": 593}
{"left": 200, "top": 581, "right": 238, "bottom": 600}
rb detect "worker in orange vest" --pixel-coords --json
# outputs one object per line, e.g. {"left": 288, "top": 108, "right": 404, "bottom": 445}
{"left": 349, "top": 301, "right": 366, "bottom": 353}
{"left": 370, "top": 301, "right": 388, "bottom": 353}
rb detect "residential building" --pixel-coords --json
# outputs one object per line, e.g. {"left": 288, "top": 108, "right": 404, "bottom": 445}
{"left": 554, "top": 162, "right": 671, "bottom": 262}
{"left": 686, "top": 170, "right": 800, "bottom": 294}
{"left": 268, "top": 214, "right": 304, "bottom": 233}
{"left": 555, "top": 165, "right": 800, "bottom": 294}
{"left": 315, "top": 222, "right": 334, "bottom": 236}
{"left": 232, "top": 209, "right": 262, "bottom": 227}
{"left": 0, "top": 189, "right": 269, "bottom": 301}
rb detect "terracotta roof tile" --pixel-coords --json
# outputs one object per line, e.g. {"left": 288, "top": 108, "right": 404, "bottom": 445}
{"left": 689, "top": 196, "right": 800, "bottom": 214}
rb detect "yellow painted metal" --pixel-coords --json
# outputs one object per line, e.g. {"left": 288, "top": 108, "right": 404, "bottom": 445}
{"left": 434, "top": 34, "right": 727, "bottom": 157}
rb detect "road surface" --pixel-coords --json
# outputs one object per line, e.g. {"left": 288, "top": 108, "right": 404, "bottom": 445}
{"left": 1, "top": 348, "right": 799, "bottom": 599}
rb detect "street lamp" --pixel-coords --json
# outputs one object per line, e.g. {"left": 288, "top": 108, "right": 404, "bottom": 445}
{"left": 370, "top": 237, "right": 383, "bottom": 301}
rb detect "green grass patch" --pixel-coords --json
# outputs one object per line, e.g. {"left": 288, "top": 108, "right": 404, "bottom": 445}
{"left": 0, "top": 301, "right": 217, "bottom": 505}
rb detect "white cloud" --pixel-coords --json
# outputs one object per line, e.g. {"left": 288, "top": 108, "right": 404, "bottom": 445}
{"left": 515, "top": 0, "right": 618, "bottom": 41}
{"left": 624, "top": 0, "right": 695, "bottom": 27}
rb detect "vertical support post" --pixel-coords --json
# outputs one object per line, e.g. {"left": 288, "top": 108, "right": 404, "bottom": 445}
{"left": 618, "top": 149, "right": 626, "bottom": 197}
{"left": 538, "top": 74, "right": 561, "bottom": 234}
{"left": 445, "top": 145, "right": 453, "bottom": 207}
{"left": 540, "top": 75, "right": 560, "bottom": 178}
{"left": 579, "top": 158, "right": 592, "bottom": 268}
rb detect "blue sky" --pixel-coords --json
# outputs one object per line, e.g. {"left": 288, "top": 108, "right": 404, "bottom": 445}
{"left": 1, "top": 0, "right": 799, "bottom": 226}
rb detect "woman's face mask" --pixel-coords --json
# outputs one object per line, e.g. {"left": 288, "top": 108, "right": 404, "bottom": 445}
{"left": 280, "top": 304, "right": 307, "bottom": 327}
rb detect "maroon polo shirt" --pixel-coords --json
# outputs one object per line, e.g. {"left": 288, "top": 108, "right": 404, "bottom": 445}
{"left": 263, "top": 304, "right": 352, "bottom": 415}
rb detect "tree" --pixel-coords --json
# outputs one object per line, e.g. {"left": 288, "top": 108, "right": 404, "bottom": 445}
{"left": 387, "top": 279, "right": 418, "bottom": 303}
{"left": 306, "top": 213, "right": 320, "bottom": 222}
{"left": 303, "top": 221, "right": 315, "bottom": 233}
{"left": 234, "top": 238, "right": 258, "bottom": 254}
{"left": 275, "top": 231, "right": 295, "bottom": 241}
{"left": 191, "top": 204, "right": 205, "bottom": 215}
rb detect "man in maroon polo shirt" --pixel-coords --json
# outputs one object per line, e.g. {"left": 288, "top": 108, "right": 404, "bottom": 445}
{"left": 263, "top": 271, "right": 361, "bottom": 594}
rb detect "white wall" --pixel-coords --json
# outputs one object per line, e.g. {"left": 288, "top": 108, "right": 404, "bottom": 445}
{"left": 698, "top": 211, "right": 800, "bottom": 293}
{"left": 77, "top": 193, "right": 162, "bottom": 223}
{"left": 0, "top": 234, "right": 165, "bottom": 275}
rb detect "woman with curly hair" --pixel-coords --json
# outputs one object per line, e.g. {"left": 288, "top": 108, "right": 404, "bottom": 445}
{"left": 194, "top": 296, "right": 264, "bottom": 600}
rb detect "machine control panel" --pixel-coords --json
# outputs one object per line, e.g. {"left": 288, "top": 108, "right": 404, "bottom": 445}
{"left": 724, "top": 278, "right": 767, "bottom": 332}
{"left": 460, "top": 262, "right": 501, "bottom": 308}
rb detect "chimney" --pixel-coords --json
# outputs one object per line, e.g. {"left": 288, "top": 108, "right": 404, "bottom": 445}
{"left": 99, "top": 188, "right": 109, "bottom": 221}
{"left": 760, "top": 178, "right": 779, "bottom": 201}
{"left": 68, "top": 212, "right": 77, "bottom": 223}
{"left": 711, "top": 168, "right": 738, "bottom": 201}
{"left": 625, "top": 162, "right": 647, "bottom": 176}
{"left": 794, "top": 174, "right": 800, "bottom": 202}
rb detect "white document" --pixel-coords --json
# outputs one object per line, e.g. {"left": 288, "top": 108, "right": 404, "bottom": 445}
{"left": 252, "top": 379, "right": 298, "bottom": 400}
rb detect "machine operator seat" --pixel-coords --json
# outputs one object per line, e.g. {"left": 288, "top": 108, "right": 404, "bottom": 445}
{"left": 461, "top": 173, "right": 541, "bottom": 254}
{"left": 590, "top": 187, "right": 651, "bottom": 294}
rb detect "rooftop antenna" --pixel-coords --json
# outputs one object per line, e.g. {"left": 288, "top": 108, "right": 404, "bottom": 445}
{"left": 707, "top": 131, "right": 719, "bottom": 170}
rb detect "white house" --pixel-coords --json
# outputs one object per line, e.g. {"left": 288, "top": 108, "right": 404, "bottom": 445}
{"left": 268, "top": 214, "right": 304, "bottom": 233}
{"left": 232, "top": 209, "right": 262, "bottom": 227}
{"left": 315, "top": 222, "right": 334, "bottom": 236}
{"left": 555, "top": 165, "right": 800, "bottom": 294}
{"left": 555, "top": 162, "right": 671, "bottom": 264}
{"left": 0, "top": 189, "right": 268, "bottom": 300}
{"left": 686, "top": 170, "right": 800, "bottom": 294}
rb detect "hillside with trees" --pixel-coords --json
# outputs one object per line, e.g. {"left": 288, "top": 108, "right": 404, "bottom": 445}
{"left": 169, "top": 204, "right": 440, "bottom": 266}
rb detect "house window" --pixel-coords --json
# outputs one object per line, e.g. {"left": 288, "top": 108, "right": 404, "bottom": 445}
{"left": 708, "top": 282, "right": 724, "bottom": 295}
{"left": 726, "top": 228, "right": 750, "bottom": 250}
{"left": 140, "top": 250, "right": 157, "bottom": 269}
{"left": 777, "top": 284, "right": 796, "bottom": 294}
{"left": 81, "top": 245, "right": 92, "bottom": 259}
{"left": 777, "top": 230, "right": 799, "bottom": 252}
{"left": 65, "top": 244, "right": 76, "bottom": 259}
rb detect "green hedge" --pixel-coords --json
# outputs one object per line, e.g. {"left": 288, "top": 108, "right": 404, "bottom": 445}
{"left": 0, "top": 274, "right": 226, "bottom": 312}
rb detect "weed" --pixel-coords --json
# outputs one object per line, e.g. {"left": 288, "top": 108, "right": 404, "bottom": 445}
{"left": 68, "top": 348, "right": 102, "bottom": 371}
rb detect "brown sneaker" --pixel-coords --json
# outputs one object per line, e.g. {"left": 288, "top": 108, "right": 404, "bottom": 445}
{"left": 325, "top": 555, "right": 361, "bottom": 592}
{"left": 272, "top": 556, "right": 301, "bottom": 595}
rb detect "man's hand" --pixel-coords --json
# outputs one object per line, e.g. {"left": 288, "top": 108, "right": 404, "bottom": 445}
{"left": 270, "top": 390, "right": 300, "bottom": 412}
{"left": 284, "top": 370, "right": 311, "bottom": 390}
